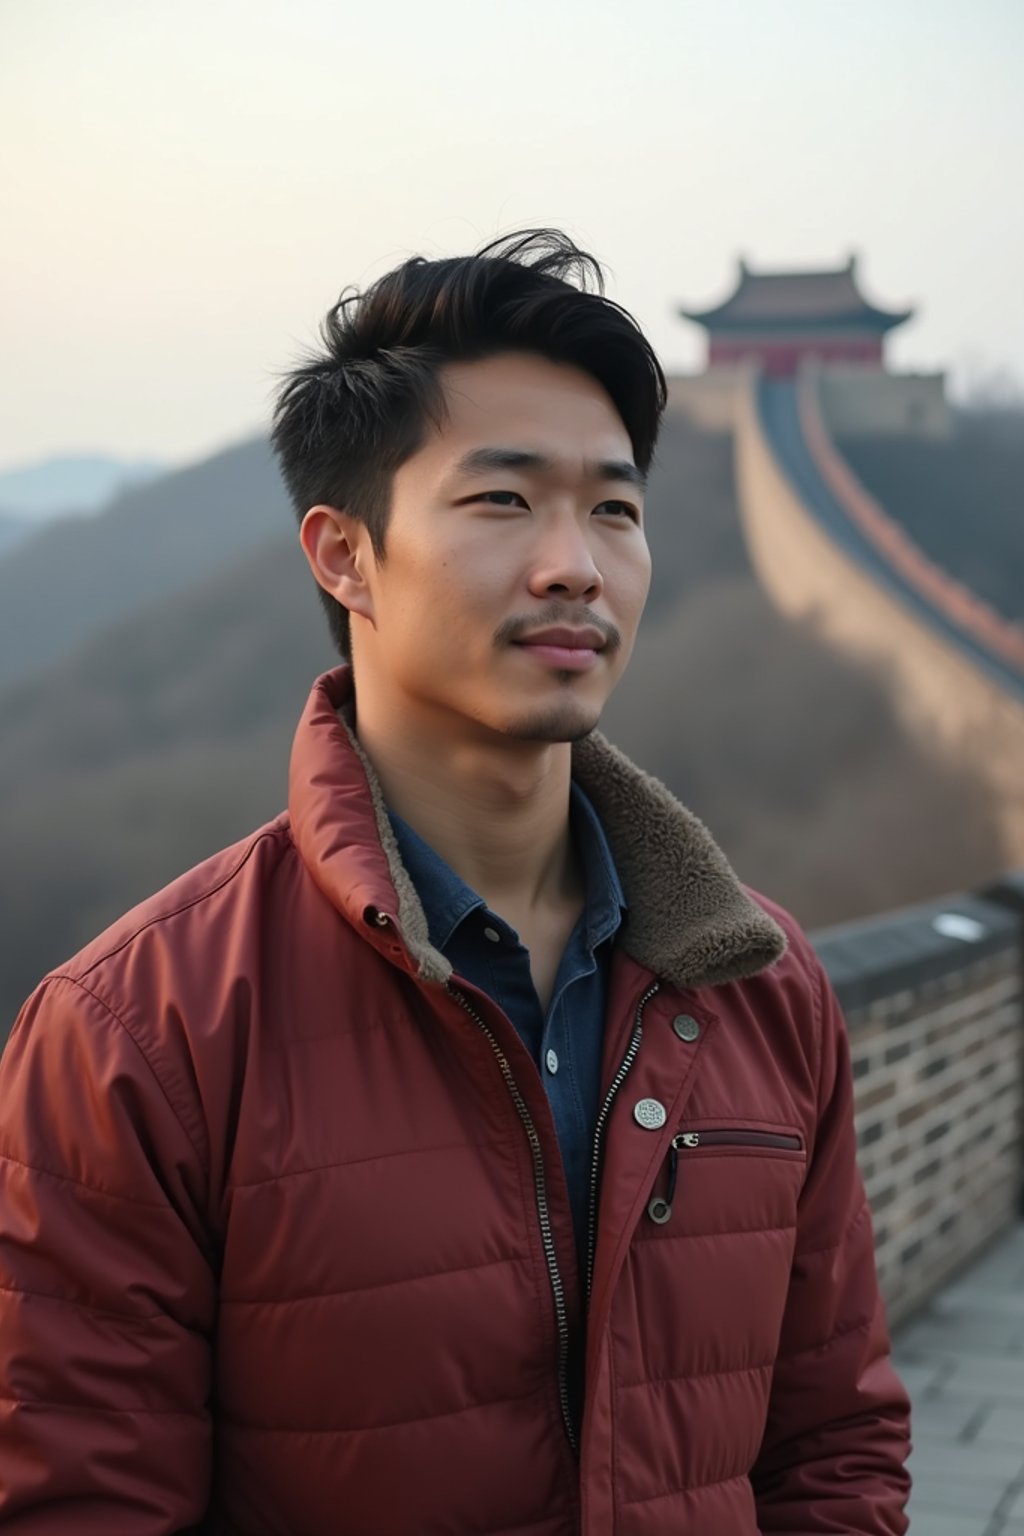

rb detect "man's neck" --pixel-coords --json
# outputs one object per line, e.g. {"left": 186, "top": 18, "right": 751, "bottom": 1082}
{"left": 353, "top": 688, "right": 581, "bottom": 922}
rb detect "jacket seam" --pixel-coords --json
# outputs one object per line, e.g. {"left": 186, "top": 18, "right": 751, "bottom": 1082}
{"left": 0, "top": 1280, "right": 164, "bottom": 1324}
{"left": 0, "top": 1146, "right": 175, "bottom": 1210}
{"left": 668, "top": 1115, "right": 805, "bottom": 1131}
{"left": 222, "top": 1253, "right": 528, "bottom": 1307}
{"left": 227, "top": 1138, "right": 502, "bottom": 1190}
{"left": 635, "top": 1222, "right": 796, "bottom": 1245}
{"left": 473, "top": 1519, "right": 566, "bottom": 1536}
{"left": 792, "top": 1195, "right": 869, "bottom": 1261}
{"left": 619, "top": 1357, "right": 775, "bottom": 1392}
{"left": 773, "top": 1309, "right": 873, "bottom": 1366}
{"left": 621, "top": 1470, "right": 748, "bottom": 1509}
{"left": 808, "top": 957, "right": 826, "bottom": 1162}
{"left": 611, "top": 1323, "right": 622, "bottom": 1518}
{"left": 0, "top": 1393, "right": 201, "bottom": 1418}
{"left": 219, "top": 1382, "right": 542, "bottom": 1437}
{"left": 59, "top": 824, "right": 290, "bottom": 985}
{"left": 34, "top": 974, "right": 208, "bottom": 1173}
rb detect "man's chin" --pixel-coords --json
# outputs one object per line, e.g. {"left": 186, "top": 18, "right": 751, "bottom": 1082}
{"left": 496, "top": 699, "right": 602, "bottom": 744}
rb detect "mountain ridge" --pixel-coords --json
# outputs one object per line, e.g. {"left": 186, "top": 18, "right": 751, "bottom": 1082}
{"left": 0, "top": 408, "right": 1006, "bottom": 1029}
{"left": 0, "top": 437, "right": 289, "bottom": 689}
{"left": 0, "top": 453, "right": 166, "bottom": 517}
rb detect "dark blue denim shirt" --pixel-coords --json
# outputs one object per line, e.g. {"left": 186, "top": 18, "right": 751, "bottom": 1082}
{"left": 387, "top": 782, "right": 626, "bottom": 1285}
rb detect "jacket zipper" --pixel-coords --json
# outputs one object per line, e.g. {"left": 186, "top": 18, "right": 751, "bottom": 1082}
{"left": 673, "top": 1129, "right": 803, "bottom": 1152}
{"left": 447, "top": 984, "right": 579, "bottom": 1456}
{"left": 584, "top": 981, "right": 660, "bottom": 1303}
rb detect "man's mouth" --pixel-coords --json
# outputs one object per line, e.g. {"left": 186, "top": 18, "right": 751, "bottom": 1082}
{"left": 512, "top": 626, "right": 605, "bottom": 671}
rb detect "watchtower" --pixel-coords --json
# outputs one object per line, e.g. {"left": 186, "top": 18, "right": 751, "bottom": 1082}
{"left": 680, "top": 254, "right": 912, "bottom": 378}
{"left": 672, "top": 255, "right": 949, "bottom": 438}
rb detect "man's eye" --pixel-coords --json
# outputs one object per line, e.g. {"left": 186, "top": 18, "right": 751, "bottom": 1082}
{"left": 478, "top": 490, "right": 528, "bottom": 507}
{"left": 595, "top": 500, "right": 640, "bottom": 520}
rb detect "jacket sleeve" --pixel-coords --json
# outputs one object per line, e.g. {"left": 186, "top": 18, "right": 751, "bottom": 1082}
{"left": 750, "top": 955, "right": 912, "bottom": 1533}
{"left": 0, "top": 975, "right": 216, "bottom": 1533}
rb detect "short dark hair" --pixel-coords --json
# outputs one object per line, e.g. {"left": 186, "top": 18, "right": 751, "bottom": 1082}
{"left": 271, "top": 228, "right": 667, "bottom": 658}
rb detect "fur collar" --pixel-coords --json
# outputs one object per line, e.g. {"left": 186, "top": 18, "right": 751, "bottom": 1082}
{"left": 337, "top": 707, "right": 787, "bottom": 993}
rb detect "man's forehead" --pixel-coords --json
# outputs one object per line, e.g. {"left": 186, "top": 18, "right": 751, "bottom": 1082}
{"left": 426, "top": 355, "right": 635, "bottom": 470}
{"left": 439, "top": 353, "right": 627, "bottom": 424}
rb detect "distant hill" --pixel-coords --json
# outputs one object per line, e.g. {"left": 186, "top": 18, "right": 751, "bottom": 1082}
{"left": 0, "top": 437, "right": 289, "bottom": 689}
{"left": 837, "top": 409, "right": 1024, "bottom": 625}
{"left": 0, "top": 406, "right": 1004, "bottom": 1030}
{"left": 0, "top": 453, "right": 165, "bottom": 517}
{"left": 0, "top": 513, "right": 33, "bottom": 559}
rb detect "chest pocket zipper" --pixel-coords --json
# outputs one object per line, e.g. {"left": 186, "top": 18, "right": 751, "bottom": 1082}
{"left": 647, "top": 1128, "right": 805, "bottom": 1225}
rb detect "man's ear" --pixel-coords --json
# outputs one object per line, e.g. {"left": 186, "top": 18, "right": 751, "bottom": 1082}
{"left": 299, "top": 506, "right": 376, "bottom": 625}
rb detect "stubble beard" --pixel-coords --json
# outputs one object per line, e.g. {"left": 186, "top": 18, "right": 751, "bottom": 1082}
{"left": 496, "top": 679, "right": 602, "bottom": 744}
{"left": 491, "top": 610, "right": 623, "bottom": 743}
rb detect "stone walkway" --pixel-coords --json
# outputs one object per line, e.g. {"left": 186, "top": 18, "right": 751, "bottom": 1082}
{"left": 893, "top": 1222, "right": 1024, "bottom": 1533}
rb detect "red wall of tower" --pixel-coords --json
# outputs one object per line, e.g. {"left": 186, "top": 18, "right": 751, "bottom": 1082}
{"left": 709, "top": 337, "right": 884, "bottom": 375}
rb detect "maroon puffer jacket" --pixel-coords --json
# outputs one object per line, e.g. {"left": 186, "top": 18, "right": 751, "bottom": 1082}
{"left": 0, "top": 666, "right": 910, "bottom": 1534}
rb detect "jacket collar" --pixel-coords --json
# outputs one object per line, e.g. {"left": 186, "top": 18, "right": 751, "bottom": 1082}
{"left": 289, "top": 667, "right": 787, "bottom": 992}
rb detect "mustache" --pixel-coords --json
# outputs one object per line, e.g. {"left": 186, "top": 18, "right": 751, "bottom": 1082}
{"left": 493, "top": 605, "right": 622, "bottom": 654}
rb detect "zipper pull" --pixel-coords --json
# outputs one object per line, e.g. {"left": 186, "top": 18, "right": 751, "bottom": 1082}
{"left": 647, "top": 1130, "right": 703, "bottom": 1226}
{"left": 647, "top": 1140, "right": 681, "bottom": 1226}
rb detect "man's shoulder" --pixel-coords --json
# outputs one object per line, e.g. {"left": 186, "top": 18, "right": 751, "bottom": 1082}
{"left": 708, "top": 887, "right": 847, "bottom": 1129}
{"left": 736, "top": 883, "right": 832, "bottom": 1015}
{"left": 743, "top": 886, "right": 819, "bottom": 965}
{"left": 45, "top": 811, "right": 298, "bottom": 997}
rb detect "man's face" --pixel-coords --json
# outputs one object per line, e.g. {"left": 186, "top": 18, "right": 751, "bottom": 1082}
{"left": 348, "top": 351, "right": 651, "bottom": 743}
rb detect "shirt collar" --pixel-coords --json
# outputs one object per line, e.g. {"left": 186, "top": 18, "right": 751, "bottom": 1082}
{"left": 385, "top": 810, "right": 484, "bottom": 952}
{"left": 569, "top": 779, "right": 626, "bottom": 950}
{"left": 387, "top": 780, "right": 626, "bottom": 958}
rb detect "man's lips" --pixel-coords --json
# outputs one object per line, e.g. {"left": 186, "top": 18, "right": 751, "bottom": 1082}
{"left": 513, "top": 626, "right": 606, "bottom": 651}
{"left": 512, "top": 627, "right": 606, "bottom": 672}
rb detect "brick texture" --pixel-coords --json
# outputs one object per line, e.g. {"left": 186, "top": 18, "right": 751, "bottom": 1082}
{"left": 844, "top": 951, "right": 1023, "bottom": 1326}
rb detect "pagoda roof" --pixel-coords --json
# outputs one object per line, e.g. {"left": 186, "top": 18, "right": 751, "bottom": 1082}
{"left": 680, "top": 255, "right": 913, "bottom": 333}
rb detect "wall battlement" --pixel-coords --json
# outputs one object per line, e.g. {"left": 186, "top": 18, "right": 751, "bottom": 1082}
{"left": 667, "top": 365, "right": 951, "bottom": 438}
{"left": 815, "top": 876, "right": 1023, "bottom": 1326}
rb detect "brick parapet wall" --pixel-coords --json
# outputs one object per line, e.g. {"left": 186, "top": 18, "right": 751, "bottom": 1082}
{"left": 814, "top": 893, "right": 1023, "bottom": 1327}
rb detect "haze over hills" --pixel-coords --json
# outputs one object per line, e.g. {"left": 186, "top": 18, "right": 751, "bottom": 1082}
{"left": 0, "top": 406, "right": 1008, "bottom": 1029}
{"left": 3, "top": 405, "right": 1018, "bottom": 695}
{"left": 0, "top": 453, "right": 166, "bottom": 518}
{"left": 0, "top": 438, "right": 287, "bottom": 689}
{"left": 837, "top": 411, "right": 1024, "bottom": 625}
{"left": 0, "top": 514, "right": 34, "bottom": 559}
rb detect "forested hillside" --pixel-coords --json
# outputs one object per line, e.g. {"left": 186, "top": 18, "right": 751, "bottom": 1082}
{"left": 0, "top": 406, "right": 1006, "bottom": 1029}
{"left": 0, "top": 514, "right": 31, "bottom": 559}
{"left": 0, "top": 438, "right": 286, "bottom": 689}
{"left": 837, "top": 409, "right": 1024, "bottom": 624}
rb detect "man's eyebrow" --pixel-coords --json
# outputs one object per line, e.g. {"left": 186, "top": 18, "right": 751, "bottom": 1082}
{"left": 452, "top": 446, "right": 646, "bottom": 490}
{"left": 597, "top": 458, "right": 647, "bottom": 491}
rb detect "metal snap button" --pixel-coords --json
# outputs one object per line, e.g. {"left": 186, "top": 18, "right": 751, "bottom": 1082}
{"left": 483, "top": 926, "right": 501, "bottom": 943}
{"left": 648, "top": 1195, "right": 673, "bottom": 1225}
{"left": 545, "top": 1048, "right": 559, "bottom": 1075}
{"left": 672, "top": 1014, "right": 700, "bottom": 1043}
{"left": 633, "top": 1098, "right": 667, "bottom": 1130}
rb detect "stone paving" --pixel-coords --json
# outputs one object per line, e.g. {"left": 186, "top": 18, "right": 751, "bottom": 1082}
{"left": 892, "top": 1221, "right": 1024, "bottom": 1533}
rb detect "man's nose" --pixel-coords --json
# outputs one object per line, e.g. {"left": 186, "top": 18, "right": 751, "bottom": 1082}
{"left": 526, "top": 520, "right": 604, "bottom": 604}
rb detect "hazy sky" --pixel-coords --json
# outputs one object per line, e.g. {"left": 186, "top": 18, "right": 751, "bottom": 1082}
{"left": 2, "top": 0, "right": 1022, "bottom": 470}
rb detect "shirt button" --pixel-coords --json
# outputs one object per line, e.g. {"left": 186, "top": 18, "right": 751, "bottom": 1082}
{"left": 633, "top": 1098, "right": 667, "bottom": 1130}
{"left": 545, "top": 1048, "right": 559, "bottom": 1075}
{"left": 672, "top": 1014, "right": 701, "bottom": 1043}
{"left": 483, "top": 926, "right": 501, "bottom": 943}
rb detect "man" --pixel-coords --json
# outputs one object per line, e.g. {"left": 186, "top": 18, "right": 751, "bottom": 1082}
{"left": 0, "top": 230, "right": 910, "bottom": 1532}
